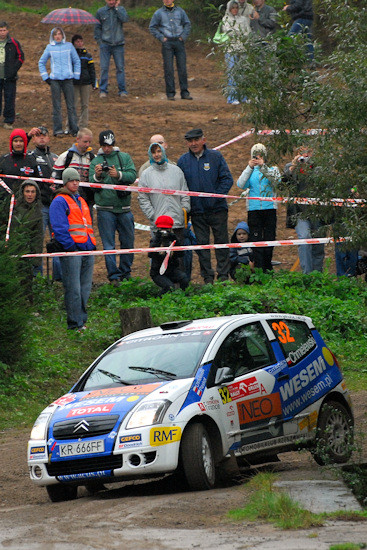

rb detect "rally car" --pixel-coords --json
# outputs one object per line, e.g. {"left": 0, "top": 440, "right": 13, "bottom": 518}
{"left": 28, "top": 314, "right": 354, "bottom": 502}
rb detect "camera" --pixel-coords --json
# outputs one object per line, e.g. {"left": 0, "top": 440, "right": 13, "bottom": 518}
{"left": 101, "top": 160, "right": 110, "bottom": 172}
{"left": 252, "top": 155, "right": 260, "bottom": 159}
{"left": 299, "top": 156, "right": 305, "bottom": 162}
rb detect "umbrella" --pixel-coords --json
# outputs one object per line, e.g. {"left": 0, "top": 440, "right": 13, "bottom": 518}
{"left": 41, "top": 8, "right": 99, "bottom": 25}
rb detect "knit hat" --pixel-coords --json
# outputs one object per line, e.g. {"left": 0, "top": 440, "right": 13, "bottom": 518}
{"left": 62, "top": 167, "right": 80, "bottom": 185}
{"left": 251, "top": 143, "right": 267, "bottom": 158}
{"left": 99, "top": 130, "right": 115, "bottom": 146}
{"left": 155, "top": 215, "right": 174, "bottom": 229}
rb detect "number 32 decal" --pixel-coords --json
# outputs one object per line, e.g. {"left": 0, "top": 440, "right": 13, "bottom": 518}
{"left": 271, "top": 321, "right": 295, "bottom": 344}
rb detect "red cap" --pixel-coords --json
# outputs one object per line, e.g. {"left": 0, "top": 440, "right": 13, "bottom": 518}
{"left": 155, "top": 215, "right": 174, "bottom": 229}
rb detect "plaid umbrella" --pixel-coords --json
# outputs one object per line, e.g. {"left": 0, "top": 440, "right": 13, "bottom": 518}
{"left": 41, "top": 8, "right": 99, "bottom": 25}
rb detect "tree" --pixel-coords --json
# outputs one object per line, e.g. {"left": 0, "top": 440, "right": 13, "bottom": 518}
{"left": 222, "top": 0, "right": 367, "bottom": 247}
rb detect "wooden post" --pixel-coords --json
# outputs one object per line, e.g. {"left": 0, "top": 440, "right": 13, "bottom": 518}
{"left": 119, "top": 307, "right": 152, "bottom": 337}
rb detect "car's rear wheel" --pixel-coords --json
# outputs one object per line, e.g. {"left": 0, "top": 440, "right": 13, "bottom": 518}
{"left": 180, "top": 423, "right": 216, "bottom": 490}
{"left": 312, "top": 401, "right": 354, "bottom": 466}
{"left": 46, "top": 484, "right": 78, "bottom": 502}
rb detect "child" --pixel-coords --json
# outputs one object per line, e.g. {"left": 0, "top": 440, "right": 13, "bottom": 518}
{"left": 70, "top": 34, "right": 96, "bottom": 130}
{"left": 149, "top": 215, "right": 189, "bottom": 295}
{"left": 230, "top": 221, "right": 254, "bottom": 280}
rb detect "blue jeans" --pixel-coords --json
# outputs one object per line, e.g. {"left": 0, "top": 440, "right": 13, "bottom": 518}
{"left": 288, "top": 18, "right": 314, "bottom": 60}
{"left": 97, "top": 209, "right": 134, "bottom": 281}
{"left": 99, "top": 43, "right": 126, "bottom": 94}
{"left": 50, "top": 79, "right": 78, "bottom": 135}
{"left": 295, "top": 218, "right": 324, "bottom": 274}
{"left": 161, "top": 39, "right": 189, "bottom": 97}
{"left": 0, "top": 79, "right": 16, "bottom": 123}
{"left": 42, "top": 205, "right": 62, "bottom": 280}
{"left": 60, "top": 255, "right": 95, "bottom": 330}
{"left": 335, "top": 244, "right": 358, "bottom": 277}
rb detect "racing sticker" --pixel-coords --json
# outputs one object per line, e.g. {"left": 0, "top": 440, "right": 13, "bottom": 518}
{"left": 279, "top": 349, "right": 343, "bottom": 418}
{"left": 118, "top": 434, "right": 142, "bottom": 449}
{"left": 150, "top": 426, "right": 182, "bottom": 446}
{"left": 81, "top": 383, "right": 165, "bottom": 400}
{"left": 227, "top": 371, "right": 276, "bottom": 402}
{"left": 66, "top": 403, "right": 115, "bottom": 417}
{"left": 237, "top": 393, "right": 282, "bottom": 427}
{"left": 29, "top": 446, "right": 47, "bottom": 461}
{"left": 53, "top": 394, "right": 76, "bottom": 406}
{"left": 178, "top": 362, "right": 212, "bottom": 414}
{"left": 57, "top": 471, "right": 111, "bottom": 482}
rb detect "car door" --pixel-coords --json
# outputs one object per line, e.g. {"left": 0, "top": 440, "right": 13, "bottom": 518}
{"left": 209, "top": 321, "right": 284, "bottom": 454}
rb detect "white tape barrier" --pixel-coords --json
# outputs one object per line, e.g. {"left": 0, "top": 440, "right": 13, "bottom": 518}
{"left": 21, "top": 237, "right": 341, "bottom": 259}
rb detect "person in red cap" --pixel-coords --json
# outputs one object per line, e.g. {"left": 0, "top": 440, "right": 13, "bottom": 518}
{"left": 148, "top": 215, "right": 189, "bottom": 295}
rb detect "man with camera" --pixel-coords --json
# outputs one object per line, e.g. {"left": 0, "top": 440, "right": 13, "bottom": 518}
{"left": 89, "top": 129, "right": 136, "bottom": 284}
{"left": 283, "top": 147, "right": 325, "bottom": 274}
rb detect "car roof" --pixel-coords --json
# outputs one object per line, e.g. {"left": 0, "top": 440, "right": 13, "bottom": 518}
{"left": 122, "top": 313, "right": 314, "bottom": 340}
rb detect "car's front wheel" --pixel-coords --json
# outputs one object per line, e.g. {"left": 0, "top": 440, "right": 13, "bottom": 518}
{"left": 180, "top": 422, "right": 216, "bottom": 491}
{"left": 46, "top": 484, "right": 78, "bottom": 502}
{"left": 312, "top": 401, "right": 354, "bottom": 466}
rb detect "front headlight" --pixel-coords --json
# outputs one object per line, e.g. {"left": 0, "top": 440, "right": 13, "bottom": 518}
{"left": 126, "top": 400, "right": 171, "bottom": 430}
{"left": 30, "top": 412, "right": 52, "bottom": 440}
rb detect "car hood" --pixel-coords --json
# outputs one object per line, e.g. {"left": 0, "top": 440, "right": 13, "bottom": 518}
{"left": 47, "top": 380, "right": 191, "bottom": 424}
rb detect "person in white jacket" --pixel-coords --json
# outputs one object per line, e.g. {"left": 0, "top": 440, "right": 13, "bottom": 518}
{"left": 222, "top": 1, "right": 252, "bottom": 104}
{"left": 138, "top": 142, "right": 190, "bottom": 247}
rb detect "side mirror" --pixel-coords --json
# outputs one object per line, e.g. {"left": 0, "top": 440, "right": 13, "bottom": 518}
{"left": 215, "top": 367, "right": 235, "bottom": 386}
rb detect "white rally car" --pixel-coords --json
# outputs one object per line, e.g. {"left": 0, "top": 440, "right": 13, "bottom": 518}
{"left": 28, "top": 314, "right": 354, "bottom": 502}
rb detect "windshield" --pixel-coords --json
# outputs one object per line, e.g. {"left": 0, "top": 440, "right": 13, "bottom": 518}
{"left": 82, "top": 330, "right": 215, "bottom": 391}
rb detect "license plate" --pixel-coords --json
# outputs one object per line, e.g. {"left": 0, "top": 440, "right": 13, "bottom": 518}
{"left": 59, "top": 440, "right": 105, "bottom": 457}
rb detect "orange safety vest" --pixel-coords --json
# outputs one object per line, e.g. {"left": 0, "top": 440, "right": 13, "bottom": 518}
{"left": 62, "top": 194, "right": 96, "bottom": 246}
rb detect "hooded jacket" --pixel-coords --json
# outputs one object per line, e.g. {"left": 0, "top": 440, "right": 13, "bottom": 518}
{"left": 12, "top": 180, "right": 43, "bottom": 266}
{"left": 222, "top": 1, "right": 252, "bottom": 42}
{"left": 38, "top": 28, "right": 81, "bottom": 81}
{"left": 237, "top": 160, "right": 280, "bottom": 211}
{"left": 1, "top": 34, "right": 24, "bottom": 81}
{"left": 73, "top": 47, "right": 96, "bottom": 86}
{"left": 177, "top": 145, "right": 233, "bottom": 215}
{"left": 89, "top": 147, "right": 136, "bottom": 212}
{"left": 94, "top": 4, "right": 129, "bottom": 46}
{"left": 229, "top": 221, "right": 253, "bottom": 265}
{"left": 0, "top": 129, "right": 41, "bottom": 195}
{"left": 138, "top": 143, "right": 190, "bottom": 230}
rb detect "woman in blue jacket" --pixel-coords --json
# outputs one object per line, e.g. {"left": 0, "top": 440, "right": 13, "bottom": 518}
{"left": 39, "top": 27, "right": 80, "bottom": 137}
{"left": 237, "top": 143, "right": 280, "bottom": 271}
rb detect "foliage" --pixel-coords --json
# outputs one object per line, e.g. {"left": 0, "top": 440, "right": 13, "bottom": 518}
{"left": 220, "top": 0, "right": 367, "bottom": 247}
{"left": 329, "top": 545, "right": 367, "bottom": 550}
{"left": 228, "top": 472, "right": 324, "bottom": 529}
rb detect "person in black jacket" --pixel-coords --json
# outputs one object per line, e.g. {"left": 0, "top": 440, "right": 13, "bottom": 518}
{"left": 148, "top": 215, "right": 189, "bottom": 295}
{"left": 0, "top": 21, "right": 24, "bottom": 129}
{"left": 70, "top": 35, "right": 96, "bottom": 130}
{"left": 283, "top": 0, "right": 314, "bottom": 59}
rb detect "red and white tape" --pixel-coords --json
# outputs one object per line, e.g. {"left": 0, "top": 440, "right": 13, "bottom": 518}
{"left": 1, "top": 174, "right": 365, "bottom": 207}
{"left": 21, "top": 237, "right": 341, "bottom": 259}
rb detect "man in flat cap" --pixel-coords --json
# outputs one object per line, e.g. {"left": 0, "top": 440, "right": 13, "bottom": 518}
{"left": 177, "top": 128, "right": 233, "bottom": 284}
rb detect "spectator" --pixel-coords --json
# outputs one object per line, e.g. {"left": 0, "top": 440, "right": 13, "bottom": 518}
{"left": 69, "top": 34, "right": 96, "bottom": 130}
{"left": 222, "top": 1, "right": 251, "bottom": 104}
{"left": 38, "top": 27, "right": 80, "bottom": 138}
{"left": 249, "top": 0, "right": 277, "bottom": 37}
{"left": 0, "top": 21, "right": 24, "bottom": 130}
{"left": 49, "top": 167, "right": 96, "bottom": 331}
{"left": 52, "top": 128, "right": 95, "bottom": 215}
{"left": 138, "top": 133, "right": 175, "bottom": 177}
{"left": 30, "top": 125, "right": 61, "bottom": 279}
{"left": 229, "top": 221, "right": 254, "bottom": 279}
{"left": 149, "top": 0, "right": 192, "bottom": 101}
{"left": 12, "top": 179, "right": 43, "bottom": 290}
{"left": 148, "top": 215, "right": 189, "bottom": 295}
{"left": 283, "top": 0, "right": 314, "bottom": 59}
{"left": 177, "top": 128, "right": 233, "bottom": 284}
{"left": 237, "top": 143, "right": 280, "bottom": 272}
{"left": 94, "top": 0, "right": 129, "bottom": 98}
{"left": 89, "top": 130, "right": 136, "bottom": 285}
{"left": 0, "top": 128, "right": 41, "bottom": 196}
{"left": 283, "top": 147, "right": 325, "bottom": 274}
{"left": 138, "top": 142, "right": 190, "bottom": 246}
{"left": 227, "top": 0, "right": 253, "bottom": 18}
